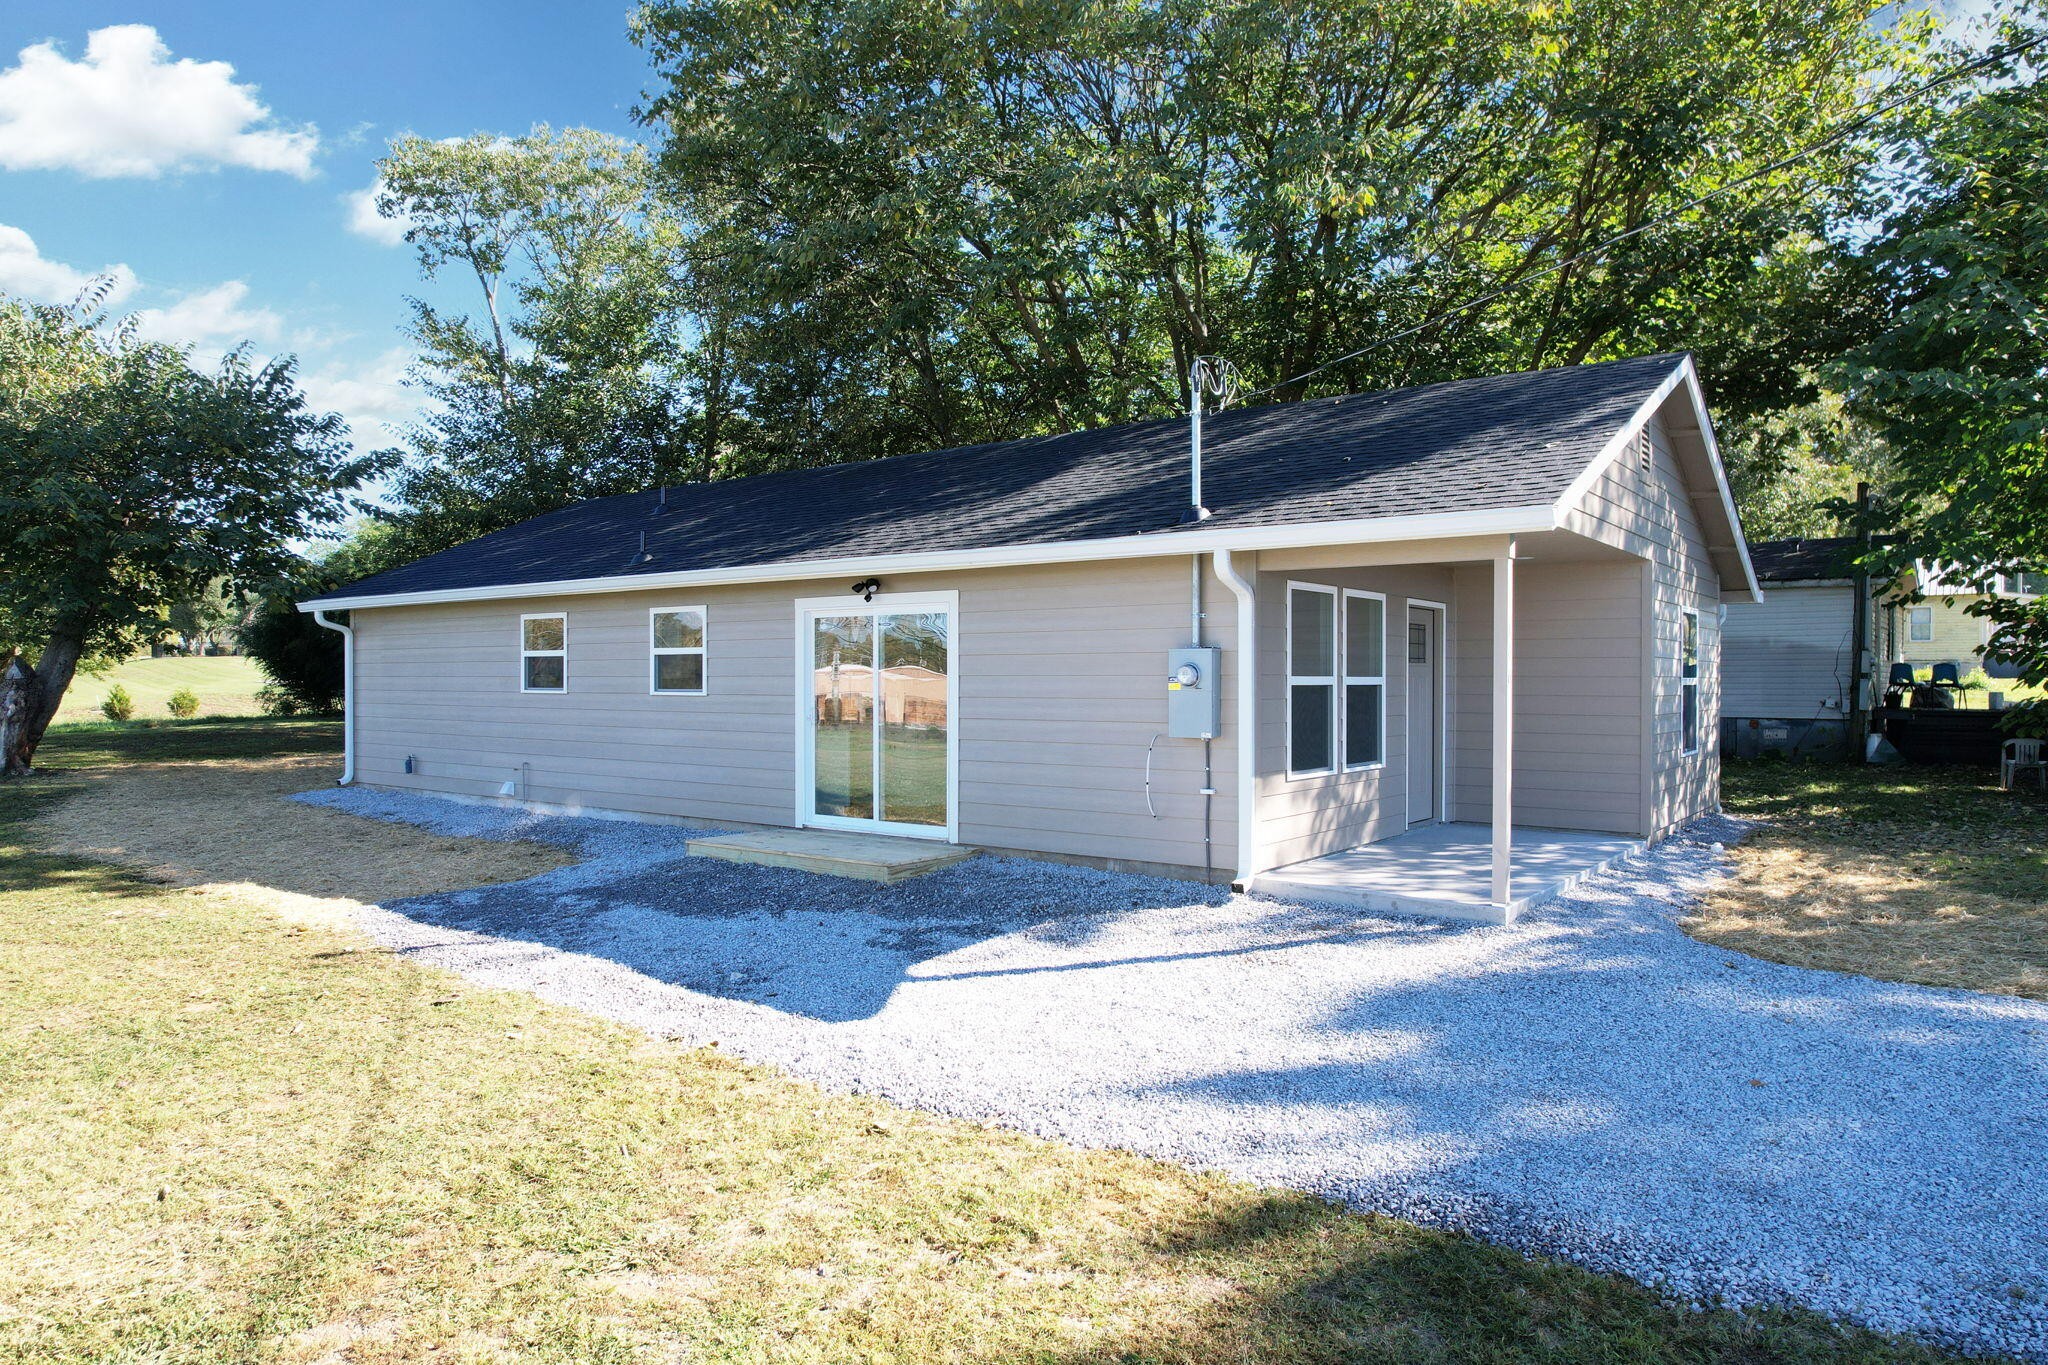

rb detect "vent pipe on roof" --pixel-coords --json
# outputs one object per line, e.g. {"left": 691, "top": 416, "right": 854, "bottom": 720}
{"left": 1183, "top": 356, "right": 1240, "bottom": 525}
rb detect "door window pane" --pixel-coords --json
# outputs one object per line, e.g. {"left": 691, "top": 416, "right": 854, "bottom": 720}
{"left": 879, "top": 612, "right": 948, "bottom": 826}
{"left": 812, "top": 615, "right": 875, "bottom": 820}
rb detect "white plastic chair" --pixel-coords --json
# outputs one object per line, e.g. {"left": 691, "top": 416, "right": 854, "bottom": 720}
{"left": 2003, "top": 738, "right": 2047, "bottom": 792}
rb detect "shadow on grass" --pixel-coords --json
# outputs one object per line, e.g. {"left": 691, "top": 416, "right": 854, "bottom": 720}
{"left": 33, "top": 718, "right": 342, "bottom": 769}
{"left": 1059, "top": 1192, "right": 1974, "bottom": 1365}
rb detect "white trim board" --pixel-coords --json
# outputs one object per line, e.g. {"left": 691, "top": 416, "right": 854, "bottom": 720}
{"left": 301, "top": 504, "right": 1559, "bottom": 611}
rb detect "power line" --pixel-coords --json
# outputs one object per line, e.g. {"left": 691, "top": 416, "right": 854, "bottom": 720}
{"left": 1235, "top": 31, "right": 2048, "bottom": 405}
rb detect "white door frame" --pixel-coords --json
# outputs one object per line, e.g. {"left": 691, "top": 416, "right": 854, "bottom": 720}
{"left": 1407, "top": 598, "right": 1449, "bottom": 825}
{"left": 793, "top": 590, "right": 960, "bottom": 842}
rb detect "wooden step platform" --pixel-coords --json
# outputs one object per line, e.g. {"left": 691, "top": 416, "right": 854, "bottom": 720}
{"left": 685, "top": 828, "right": 977, "bottom": 883}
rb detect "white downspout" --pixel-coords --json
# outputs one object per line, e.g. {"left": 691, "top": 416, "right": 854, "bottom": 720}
{"left": 313, "top": 610, "right": 355, "bottom": 785}
{"left": 1213, "top": 549, "right": 1257, "bottom": 887}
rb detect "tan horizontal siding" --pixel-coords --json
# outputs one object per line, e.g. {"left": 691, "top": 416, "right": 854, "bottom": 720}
{"left": 350, "top": 556, "right": 1236, "bottom": 875}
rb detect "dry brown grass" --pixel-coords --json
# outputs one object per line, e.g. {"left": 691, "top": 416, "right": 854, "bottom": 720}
{"left": 1692, "top": 762, "right": 2048, "bottom": 1000}
{"left": 24, "top": 754, "right": 570, "bottom": 925}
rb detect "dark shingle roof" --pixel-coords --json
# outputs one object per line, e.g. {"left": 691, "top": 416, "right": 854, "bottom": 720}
{"left": 309, "top": 353, "right": 1685, "bottom": 606}
{"left": 1747, "top": 537, "right": 1861, "bottom": 582}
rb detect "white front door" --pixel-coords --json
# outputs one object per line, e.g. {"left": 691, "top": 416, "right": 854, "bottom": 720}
{"left": 797, "top": 595, "right": 956, "bottom": 840}
{"left": 1406, "top": 605, "right": 1441, "bottom": 824}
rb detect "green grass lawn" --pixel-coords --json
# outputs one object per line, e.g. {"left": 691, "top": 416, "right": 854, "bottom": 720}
{"left": 0, "top": 724, "right": 1987, "bottom": 1364}
{"left": 55, "top": 654, "right": 269, "bottom": 724}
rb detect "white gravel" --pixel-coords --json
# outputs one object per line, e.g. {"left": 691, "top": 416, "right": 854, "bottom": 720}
{"left": 296, "top": 785, "right": 2048, "bottom": 1361}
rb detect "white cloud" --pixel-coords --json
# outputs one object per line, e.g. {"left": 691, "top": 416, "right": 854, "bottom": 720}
{"left": 344, "top": 180, "right": 411, "bottom": 247}
{"left": 0, "top": 25, "right": 318, "bottom": 179}
{"left": 300, "top": 348, "right": 425, "bottom": 447}
{"left": 0, "top": 223, "right": 137, "bottom": 305}
{"left": 131, "top": 281, "right": 285, "bottom": 354}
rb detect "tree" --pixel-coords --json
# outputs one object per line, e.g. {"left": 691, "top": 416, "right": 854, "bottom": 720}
{"left": 633, "top": 0, "right": 1928, "bottom": 472}
{"left": 1839, "top": 8, "right": 2048, "bottom": 715}
{"left": 367, "top": 127, "right": 695, "bottom": 564}
{"left": 0, "top": 291, "right": 388, "bottom": 773}
{"left": 240, "top": 523, "right": 406, "bottom": 716}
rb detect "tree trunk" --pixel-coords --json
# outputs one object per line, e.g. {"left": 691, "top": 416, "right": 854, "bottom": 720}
{"left": 0, "top": 653, "right": 33, "bottom": 777}
{"left": 5, "top": 632, "right": 85, "bottom": 774}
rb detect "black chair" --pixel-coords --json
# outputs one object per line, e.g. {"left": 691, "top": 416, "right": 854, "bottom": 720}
{"left": 1931, "top": 662, "right": 1963, "bottom": 687}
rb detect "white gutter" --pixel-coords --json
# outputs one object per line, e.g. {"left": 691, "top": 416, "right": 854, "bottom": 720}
{"left": 1213, "top": 548, "right": 1258, "bottom": 888}
{"left": 298, "top": 503, "right": 1557, "bottom": 612}
{"left": 312, "top": 610, "right": 355, "bottom": 785}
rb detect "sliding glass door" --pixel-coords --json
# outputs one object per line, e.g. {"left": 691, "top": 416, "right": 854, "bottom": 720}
{"left": 802, "top": 598, "right": 954, "bottom": 838}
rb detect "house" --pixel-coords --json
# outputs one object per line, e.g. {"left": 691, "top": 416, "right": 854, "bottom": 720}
{"left": 1723, "top": 540, "right": 2040, "bottom": 755}
{"left": 1720, "top": 536, "right": 1871, "bottom": 755}
{"left": 301, "top": 352, "right": 1757, "bottom": 923}
{"left": 1895, "top": 563, "right": 2042, "bottom": 676}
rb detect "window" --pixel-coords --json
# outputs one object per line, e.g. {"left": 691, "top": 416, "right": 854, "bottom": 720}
{"left": 2003, "top": 571, "right": 2046, "bottom": 598}
{"left": 1680, "top": 609, "right": 1700, "bottom": 755}
{"left": 1287, "top": 584, "right": 1338, "bottom": 776}
{"left": 1342, "top": 590, "right": 1385, "bottom": 769}
{"left": 650, "top": 606, "right": 707, "bottom": 694}
{"left": 1908, "top": 606, "right": 1933, "bottom": 643}
{"left": 520, "top": 613, "right": 566, "bottom": 692}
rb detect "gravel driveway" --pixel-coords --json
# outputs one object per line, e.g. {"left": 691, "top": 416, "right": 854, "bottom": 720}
{"left": 296, "top": 786, "right": 2048, "bottom": 1361}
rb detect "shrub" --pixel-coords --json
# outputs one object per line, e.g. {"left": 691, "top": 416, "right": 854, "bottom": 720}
{"left": 166, "top": 686, "right": 201, "bottom": 719}
{"left": 100, "top": 684, "right": 135, "bottom": 722}
{"left": 242, "top": 595, "right": 344, "bottom": 715}
{"left": 255, "top": 682, "right": 304, "bottom": 718}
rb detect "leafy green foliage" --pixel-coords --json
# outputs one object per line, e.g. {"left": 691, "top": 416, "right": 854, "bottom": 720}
{"left": 165, "top": 687, "right": 201, "bottom": 720}
{"left": 366, "top": 128, "right": 695, "bottom": 564}
{"left": 633, "top": 0, "right": 1926, "bottom": 473}
{"left": 1839, "top": 8, "right": 2048, "bottom": 695}
{"left": 0, "top": 291, "right": 391, "bottom": 764}
{"left": 97, "top": 685, "right": 133, "bottom": 724}
{"left": 240, "top": 523, "right": 406, "bottom": 716}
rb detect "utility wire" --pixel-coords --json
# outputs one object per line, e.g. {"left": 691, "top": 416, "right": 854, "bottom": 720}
{"left": 1236, "top": 32, "right": 2048, "bottom": 405}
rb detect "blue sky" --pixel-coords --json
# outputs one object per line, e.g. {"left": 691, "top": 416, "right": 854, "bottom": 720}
{"left": 0, "top": 3, "right": 653, "bottom": 458}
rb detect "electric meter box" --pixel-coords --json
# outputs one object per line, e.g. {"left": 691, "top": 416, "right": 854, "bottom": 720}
{"left": 1165, "top": 647, "right": 1221, "bottom": 739}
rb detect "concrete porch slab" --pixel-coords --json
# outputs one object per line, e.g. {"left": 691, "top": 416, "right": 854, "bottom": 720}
{"left": 686, "top": 828, "right": 977, "bottom": 883}
{"left": 1247, "top": 822, "right": 1643, "bottom": 925}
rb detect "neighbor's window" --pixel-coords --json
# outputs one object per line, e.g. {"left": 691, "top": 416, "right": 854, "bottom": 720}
{"left": 1342, "top": 590, "right": 1385, "bottom": 769}
{"left": 1288, "top": 584, "right": 1338, "bottom": 776}
{"left": 651, "top": 606, "right": 707, "bottom": 694}
{"left": 521, "top": 613, "right": 566, "bottom": 692}
{"left": 1680, "top": 609, "right": 1700, "bottom": 755}
{"left": 1908, "top": 606, "right": 1934, "bottom": 643}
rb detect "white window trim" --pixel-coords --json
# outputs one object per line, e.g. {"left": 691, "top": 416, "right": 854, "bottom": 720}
{"left": 1908, "top": 606, "right": 1934, "bottom": 643}
{"left": 1286, "top": 582, "right": 1339, "bottom": 779}
{"left": 519, "top": 611, "right": 567, "bottom": 694}
{"left": 649, "top": 604, "right": 709, "bottom": 695}
{"left": 1341, "top": 588, "right": 1387, "bottom": 772}
{"left": 1680, "top": 608, "right": 1700, "bottom": 756}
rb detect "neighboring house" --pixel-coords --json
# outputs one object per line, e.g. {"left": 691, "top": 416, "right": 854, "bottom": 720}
{"left": 302, "top": 353, "right": 1757, "bottom": 920}
{"left": 1720, "top": 536, "right": 1870, "bottom": 754}
{"left": 1721, "top": 543, "right": 2041, "bottom": 754}
{"left": 1894, "top": 563, "right": 2043, "bottom": 676}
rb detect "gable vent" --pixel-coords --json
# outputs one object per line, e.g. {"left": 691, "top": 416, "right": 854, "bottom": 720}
{"left": 1636, "top": 429, "right": 1653, "bottom": 471}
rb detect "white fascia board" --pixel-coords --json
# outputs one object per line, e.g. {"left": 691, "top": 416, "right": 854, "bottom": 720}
{"left": 1550, "top": 355, "right": 1763, "bottom": 604}
{"left": 298, "top": 502, "right": 1557, "bottom": 612}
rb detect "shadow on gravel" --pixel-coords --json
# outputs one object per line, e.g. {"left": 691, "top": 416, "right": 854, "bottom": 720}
{"left": 373, "top": 836, "right": 1237, "bottom": 1024}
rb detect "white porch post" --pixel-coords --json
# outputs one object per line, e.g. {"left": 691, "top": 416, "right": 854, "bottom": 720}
{"left": 1491, "top": 539, "right": 1516, "bottom": 911}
